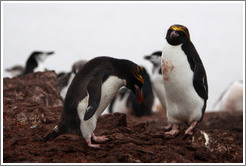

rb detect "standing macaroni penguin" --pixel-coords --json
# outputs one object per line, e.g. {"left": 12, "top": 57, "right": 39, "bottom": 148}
{"left": 161, "top": 24, "right": 208, "bottom": 135}
{"left": 44, "top": 56, "right": 145, "bottom": 148}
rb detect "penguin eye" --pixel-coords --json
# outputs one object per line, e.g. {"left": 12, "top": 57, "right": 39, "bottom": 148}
{"left": 169, "top": 26, "right": 190, "bottom": 39}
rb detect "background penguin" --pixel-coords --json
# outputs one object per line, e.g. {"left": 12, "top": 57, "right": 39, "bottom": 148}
{"left": 144, "top": 51, "right": 167, "bottom": 112}
{"left": 213, "top": 80, "right": 243, "bottom": 111}
{"left": 44, "top": 56, "right": 145, "bottom": 148}
{"left": 161, "top": 24, "right": 208, "bottom": 135}
{"left": 5, "top": 65, "right": 25, "bottom": 77}
{"left": 108, "top": 66, "right": 154, "bottom": 116}
{"left": 22, "top": 51, "right": 54, "bottom": 75}
{"left": 58, "top": 60, "right": 88, "bottom": 99}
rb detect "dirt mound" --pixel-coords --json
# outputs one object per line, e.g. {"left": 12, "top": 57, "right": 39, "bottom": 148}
{"left": 3, "top": 71, "right": 243, "bottom": 163}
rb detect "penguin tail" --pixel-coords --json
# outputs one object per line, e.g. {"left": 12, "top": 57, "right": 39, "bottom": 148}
{"left": 43, "top": 125, "right": 63, "bottom": 142}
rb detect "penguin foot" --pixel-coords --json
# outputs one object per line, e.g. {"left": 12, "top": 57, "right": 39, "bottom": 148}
{"left": 86, "top": 138, "right": 101, "bottom": 148}
{"left": 92, "top": 133, "right": 109, "bottom": 143}
{"left": 184, "top": 121, "right": 198, "bottom": 135}
{"left": 165, "top": 124, "right": 180, "bottom": 135}
{"left": 163, "top": 123, "right": 173, "bottom": 130}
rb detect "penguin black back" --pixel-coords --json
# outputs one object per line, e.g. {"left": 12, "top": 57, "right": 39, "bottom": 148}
{"left": 44, "top": 56, "right": 145, "bottom": 143}
{"left": 22, "top": 52, "right": 39, "bottom": 75}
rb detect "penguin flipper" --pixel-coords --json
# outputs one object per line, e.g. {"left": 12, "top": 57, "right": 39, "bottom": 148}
{"left": 84, "top": 74, "right": 105, "bottom": 121}
{"left": 193, "top": 64, "right": 208, "bottom": 100}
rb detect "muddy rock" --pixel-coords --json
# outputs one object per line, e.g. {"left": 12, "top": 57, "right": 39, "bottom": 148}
{"left": 3, "top": 71, "right": 243, "bottom": 163}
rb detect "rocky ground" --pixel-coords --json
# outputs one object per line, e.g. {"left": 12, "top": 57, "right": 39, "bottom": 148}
{"left": 3, "top": 71, "right": 243, "bottom": 163}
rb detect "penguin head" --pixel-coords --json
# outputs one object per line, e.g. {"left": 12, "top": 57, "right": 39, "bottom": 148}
{"left": 144, "top": 51, "right": 162, "bottom": 66}
{"left": 166, "top": 24, "right": 190, "bottom": 45}
{"left": 72, "top": 60, "right": 87, "bottom": 74}
{"left": 126, "top": 64, "right": 145, "bottom": 104}
{"left": 32, "top": 51, "right": 54, "bottom": 62}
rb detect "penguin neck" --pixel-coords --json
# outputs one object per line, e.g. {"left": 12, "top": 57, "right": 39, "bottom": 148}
{"left": 112, "top": 59, "right": 135, "bottom": 80}
{"left": 33, "top": 57, "right": 45, "bottom": 72}
{"left": 152, "top": 64, "right": 161, "bottom": 74}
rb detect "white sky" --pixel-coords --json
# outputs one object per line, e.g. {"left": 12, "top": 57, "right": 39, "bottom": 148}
{"left": 1, "top": 1, "right": 245, "bottom": 110}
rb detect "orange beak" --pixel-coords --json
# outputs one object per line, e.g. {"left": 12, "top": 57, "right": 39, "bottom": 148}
{"left": 135, "top": 84, "right": 143, "bottom": 104}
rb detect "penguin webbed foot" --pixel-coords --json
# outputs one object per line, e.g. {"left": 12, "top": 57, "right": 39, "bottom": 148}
{"left": 164, "top": 123, "right": 180, "bottom": 136}
{"left": 85, "top": 133, "right": 109, "bottom": 149}
{"left": 86, "top": 138, "right": 101, "bottom": 148}
{"left": 92, "top": 133, "right": 109, "bottom": 143}
{"left": 184, "top": 121, "right": 198, "bottom": 135}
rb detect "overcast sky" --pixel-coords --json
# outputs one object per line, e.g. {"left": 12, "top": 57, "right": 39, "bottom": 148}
{"left": 2, "top": 2, "right": 244, "bottom": 110}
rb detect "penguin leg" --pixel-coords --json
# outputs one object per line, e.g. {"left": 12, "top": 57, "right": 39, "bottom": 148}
{"left": 164, "top": 123, "right": 180, "bottom": 135}
{"left": 185, "top": 121, "right": 198, "bottom": 135}
{"left": 85, "top": 138, "right": 101, "bottom": 148}
{"left": 92, "top": 133, "right": 109, "bottom": 143}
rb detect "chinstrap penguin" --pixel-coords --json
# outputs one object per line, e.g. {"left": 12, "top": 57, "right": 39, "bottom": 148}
{"left": 5, "top": 65, "right": 25, "bottom": 77}
{"left": 144, "top": 51, "right": 167, "bottom": 112}
{"left": 22, "top": 51, "right": 54, "bottom": 75}
{"left": 161, "top": 24, "right": 208, "bottom": 135}
{"left": 109, "top": 66, "right": 154, "bottom": 116}
{"left": 213, "top": 80, "right": 243, "bottom": 111}
{"left": 44, "top": 56, "right": 145, "bottom": 148}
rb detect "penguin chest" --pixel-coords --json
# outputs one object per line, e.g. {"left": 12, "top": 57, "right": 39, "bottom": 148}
{"left": 162, "top": 41, "right": 192, "bottom": 83}
{"left": 34, "top": 63, "right": 45, "bottom": 72}
{"left": 97, "top": 76, "right": 127, "bottom": 116}
{"left": 161, "top": 41, "right": 204, "bottom": 122}
{"left": 161, "top": 40, "right": 194, "bottom": 93}
{"left": 77, "top": 76, "right": 127, "bottom": 121}
{"left": 152, "top": 72, "right": 167, "bottom": 108}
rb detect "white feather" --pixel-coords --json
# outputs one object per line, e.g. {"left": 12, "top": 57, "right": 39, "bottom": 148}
{"left": 77, "top": 76, "right": 126, "bottom": 139}
{"left": 161, "top": 40, "right": 204, "bottom": 124}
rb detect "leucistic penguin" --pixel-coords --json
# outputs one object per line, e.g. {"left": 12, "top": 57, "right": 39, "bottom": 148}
{"left": 214, "top": 80, "right": 243, "bottom": 111}
{"left": 109, "top": 66, "right": 154, "bottom": 116}
{"left": 44, "top": 56, "right": 145, "bottom": 148}
{"left": 144, "top": 51, "right": 167, "bottom": 111}
{"left": 22, "top": 51, "right": 54, "bottom": 75}
{"left": 161, "top": 24, "right": 208, "bottom": 135}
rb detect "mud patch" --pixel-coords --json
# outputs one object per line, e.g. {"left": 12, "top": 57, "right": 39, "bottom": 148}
{"left": 162, "top": 59, "right": 174, "bottom": 81}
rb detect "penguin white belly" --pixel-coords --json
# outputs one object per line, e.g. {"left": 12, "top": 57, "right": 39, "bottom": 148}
{"left": 162, "top": 41, "right": 203, "bottom": 123}
{"left": 152, "top": 72, "right": 167, "bottom": 110}
{"left": 111, "top": 91, "right": 130, "bottom": 113}
{"left": 219, "top": 81, "right": 243, "bottom": 111}
{"left": 34, "top": 63, "right": 45, "bottom": 72}
{"left": 77, "top": 76, "right": 126, "bottom": 139}
{"left": 60, "top": 73, "right": 75, "bottom": 99}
